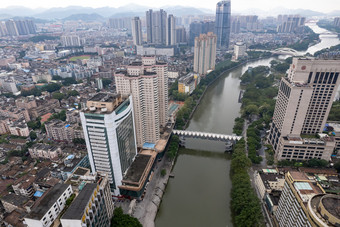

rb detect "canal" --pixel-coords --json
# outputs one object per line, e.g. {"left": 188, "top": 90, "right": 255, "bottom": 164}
{"left": 155, "top": 23, "right": 340, "bottom": 227}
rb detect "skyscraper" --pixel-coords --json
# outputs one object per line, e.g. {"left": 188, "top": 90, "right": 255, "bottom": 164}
{"left": 146, "top": 9, "right": 167, "bottom": 45}
{"left": 115, "top": 56, "right": 168, "bottom": 147}
{"left": 189, "top": 21, "right": 215, "bottom": 46}
{"left": 215, "top": 0, "right": 231, "bottom": 48}
{"left": 5, "top": 20, "right": 19, "bottom": 36}
{"left": 166, "top": 14, "right": 176, "bottom": 46}
{"left": 131, "top": 17, "right": 142, "bottom": 46}
{"left": 193, "top": 32, "right": 217, "bottom": 75}
{"left": 268, "top": 58, "right": 340, "bottom": 161}
{"left": 80, "top": 93, "right": 137, "bottom": 194}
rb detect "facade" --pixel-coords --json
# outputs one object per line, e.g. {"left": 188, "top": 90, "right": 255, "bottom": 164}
{"left": 193, "top": 32, "right": 217, "bottom": 75}
{"left": 277, "top": 15, "right": 305, "bottom": 33}
{"left": 28, "top": 144, "right": 62, "bottom": 160}
{"left": 80, "top": 93, "right": 137, "bottom": 194}
{"left": 254, "top": 169, "right": 285, "bottom": 199}
{"left": 24, "top": 184, "right": 73, "bottom": 227}
{"left": 115, "top": 56, "right": 168, "bottom": 147}
{"left": 131, "top": 17, "right": 142, "bottom": 46}
{"left": 166, "top": 14, "right": 176, "bottom": 46}
{"left": 189, "top": 21, "right": 215, "bottom": 46}
{"left": 269, "top": 58, "right": 340, "bottom": 161}
{"left": 233, "top": 42, "right": 246, "bottom": 60}
{"left": 146, "top": 9, "right": 167, "bottom": 45}
{"left": 334, "top": 17, "right": 340, "bottom": 27}
{"left": 8, "top": 119, "right": 29, "bottom": 137}
{"left": 45, "top": 119, "right": 75, "bottom": 143}
{"left": 178, "top": 73, "right": 201, "bottom": 94}
{"left": 61, "top": 35, "right": 82, "bottom": 47}
{"left": 274, "top": 171, "right": 335, "bottom": 227}
{"left": 60, "top": 169, "right": 114, "bottom": 227}
{"left": 136, "top": 45, "right": 175, "bottom": 57}
{"left": 215, "top": 0, "right": 231, "bottom": 48}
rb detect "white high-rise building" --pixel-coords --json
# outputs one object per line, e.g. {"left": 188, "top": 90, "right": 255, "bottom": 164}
{"left": 166, "top": 14, "right": 176, "bottom": 46}
{"left": 131, "top": 17, "right": 142, "bottom": 46}
{"left": 233, "top": 42, "right": 246, "bottom": 60}
{"left": 61, "top": 35, "right": 82, "bottom": 47}
{"left": 193, "top": 32, "right": 217, "bottom": 75}
{"left": 269, "top": 58, "right": 340, "bottom": 161}
{"left": 115, "top": 56, "right": 168, "bottom": 147}
{"left": 146, "top": 9, "right": 167, "bottom": 45}
{"left": 80, "top": 93, "right": 137, "bottom": 194}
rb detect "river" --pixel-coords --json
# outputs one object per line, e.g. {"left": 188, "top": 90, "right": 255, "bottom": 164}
{"left": 155, "top": 23, "right": 340, "bottom": 227}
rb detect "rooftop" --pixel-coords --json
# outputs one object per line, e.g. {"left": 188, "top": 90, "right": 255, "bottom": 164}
{"left": 61, "top": 183, "right": 97, "bottom": 220}
{"left": 26, "top": 184, "right": 69, "bottom": 220}
{"left": 88, "top": 93, "right": 118, "bottom": 102}
{"left": 122, "top": 154, "right": 151, "bottom": 183}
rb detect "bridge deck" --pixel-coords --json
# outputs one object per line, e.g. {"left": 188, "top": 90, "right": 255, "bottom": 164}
{"left": 173, "top": 130, "right": 242, "bottom": 141}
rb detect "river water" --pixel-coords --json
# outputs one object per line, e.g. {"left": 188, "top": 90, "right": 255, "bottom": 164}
{"left": 155, "top": 23, "right": 340, "bottom": 227}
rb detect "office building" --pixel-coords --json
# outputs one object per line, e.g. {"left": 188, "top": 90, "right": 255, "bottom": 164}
{"left": 115, "top": 56, "right": 168, "bottom": 147}
{"left": 334, "top": 17, "right": 340, "bottom": 27}
{"left": 146, "top": 9, "right": 167, "bottom": 45}
{"left": 24, "top": 184, "right": 73, "bottom": 227}
{"left": 60, "top": 168, "right": 114, "bottom": 227}
{"left": 275, "top": 171, "right": 340, "bottom": 227}
{"left": 189, "top": 21, "right": 215, "bottom": 46}
{"left": 166, "top": 14, "right": 176, "bottom": 46}
{"left": 80, "top": 93, "right": 137, "bottom": 194}
{"left": 269, "top": 58, "right": 340, "bottom": 161}
{"left": 193, "top": 32, "right": 217, "bottom": 75}
{"left": 176, "top": 27, "right": 187, "bottom": 44}
{"left": 131, "top": 17, "right": 143, "bottom": 46}
{"left": 215, "top": 0, "right": 231, "bottom": 48}
{"left": 277, "top": 15, "right": 305, "bottom": 33}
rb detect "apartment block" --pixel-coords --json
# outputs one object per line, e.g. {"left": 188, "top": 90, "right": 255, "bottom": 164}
{"left": 193, "top": 32, "right": 217, "bottom": 75}
{"left": 24, "top": 184, "right": 73, "bottom": 227}
{"left": 28, "top": 144, "right": 62, "bottom": 160}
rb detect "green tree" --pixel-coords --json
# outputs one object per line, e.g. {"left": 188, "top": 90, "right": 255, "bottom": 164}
{"left": 52, "top": 92, "right": 65, "bottom": 101}
{"left": 43, "top": 83, "right": 62, "bottom": 93}
{"left": 29, "top": 131, "right": 37, "bottom": 140}
{"left": 111, "top": 207, "right": 142, "bottom": 227}
{"left": 334, "top": 161, "right": 340, "bottom": 173}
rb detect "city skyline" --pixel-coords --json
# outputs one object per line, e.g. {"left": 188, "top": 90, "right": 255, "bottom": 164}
{"left": 0, "top": 0, "right": 339, "bottom": 14}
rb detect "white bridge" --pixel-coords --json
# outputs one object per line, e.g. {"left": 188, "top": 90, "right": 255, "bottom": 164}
{"left": 271, "top": 48, "right": 300, "bottom": 56}
{"left": 173, "top": 130, "right": 242, "bottom": 141}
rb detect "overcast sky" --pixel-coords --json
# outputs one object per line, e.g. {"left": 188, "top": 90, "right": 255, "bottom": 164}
{"left": 1, "top": 0, "right": 339, "bottom": 13}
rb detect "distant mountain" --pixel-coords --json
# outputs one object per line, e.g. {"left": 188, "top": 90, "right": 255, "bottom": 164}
{"left": 0, "top": 14, "right": 12, "bottom": 20}
{"left": 328, "top": 10, "right": 340, "bottom": 17}
{"left": 165, "top": 6, "right": 212, "bottom": 16}
{"left": 63, "top": 13, "right": 105, "bottom": 22}
{"left": 234, "top": 7, "right": 325, "bottom": 17}
{"left": 0, "top": 6, "right": 45, "bottom": 17}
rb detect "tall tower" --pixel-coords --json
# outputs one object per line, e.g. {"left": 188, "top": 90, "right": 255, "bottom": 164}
{"left": 215, "top": 0, "right": 231, "bottom": 48}
{"left": 193, "top": 32, "right": 217, "bottom": 75}
{"left": 146, "top": 9, "right": 167, "bottom": 45}
{"left": 115, "top": 56, "right": 168, "bottom": 147}
{"left": 269, "top": 58, "right": 340, "bottom": 161}
{"left": 5, "top": 20, "right": 19, "bottom": 36}
{"left": 131, "top": 17, "right": 142, "bottom": 46}
{"left": 166, "top": 14, "right": 176, "bottom": 46}
{"left": 80, "top": 93, "right": 137, "bottom": 195}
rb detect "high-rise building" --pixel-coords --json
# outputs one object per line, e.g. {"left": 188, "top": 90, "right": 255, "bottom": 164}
{"left": 146, "top": 9, "right": 167, "bottom": 45}
{"left": 189, "top": 21, "right": 215, "bottom": 46}
{"left": 233, "top": 42, "right": 246, "bottom": 60}
{"left": 61, "top": 35, "right": 82, "bottom": 47}
{"left": 131, "top": 17, "right": 142, "bottom": 46}
{"left": 80, "top": 93, "right": 137, "bottom": 194}
{"left": 5, "top": 20, "right": 19, "bottom": 36}
{"left": 269, "top": 58, "right": 340, "bottom": 161}
{"left": 275, "top": 171, "right": 340, "bottom": 227}
{"left": 215, "top": 0, "right": 231, "bottom": 48}
{"left": 115, "top": 56, "right": 168, "bottom": 147}
{"left": 60, "top": 168, "right": 114, "bottom": 227}
{"left": 277, "top": 15, "right": 305, "bottom": 33}
{"left": 334, "top": 17, "right": 340, "bottom": 27}
{"left": 108, "top": 17, "right": 132, "bottom": 30}
{"left": 193, "top": 32, "right": 217, "bottom": 75}
{"left": 176, "top": 27, "right": 187, "bottom": 44}
{"left": 166, "top": 14, "right": 176, "bottom": 46}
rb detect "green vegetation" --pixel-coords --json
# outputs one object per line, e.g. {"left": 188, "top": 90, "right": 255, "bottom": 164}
{"left": 52, "top": 92, "right": 65, "bottom": 101}
{"left": 167, "top": 135, "right": 180, "bottom": 160}
{"left": 278, "top": 158, "right": 329, "bottom": 168}
{"left": 73, "top": 138, "right": 86, "bottom": 145}
{"left": 270, "top": 59, "right": 290, "bottom": 74}
{"left": 233, "top": 117, "right": 244, "bottom": 136}
{"left": 175, "top": 97, "right": 196, "bottom": 129}
{"left": 27, "top": 117, "right": 42, "bottom": 130}
{"left": 328, "top": 100, "right": 340, "bottom": 121}
{"left": 335, "top": 161, "right": 340, "bottom": 173}
{"left": 29, "top": 131, "right": 37, "bottom": 140}
{"left": 230, "top": 139, "right": 264, "bottom": 227}
{"left": 48, "top": 110, "right": 66, "bottom": 121}
{"left": 317, "top": 20, "right": 340, "bottom": 34}
{"left": 66, "top": 194, "right": 76, "bottom": 206}
{"left": 42, "top": 83, "right": 62, "bottom": 93}
{"left": 69, "top": 55, "right": 90, "bottom": 61}
{"left": 314, "top": 44, "right": 340, "bottom": 57}
{"left": 62, "top": 77, "right": 78, "bottom": 86}
{"left": 288, "top": 27, "right": 319, "bottom": 51}
{"left": 28, "top": 35, "right": 59, "bottom": 43}
{"left": 161, "top": 169, "right": 166, "bottom": 177}
{"left": 265, "top": 145, "right": 274, "bottom": 166}
{"left": 111, "top": 207, "right": 142, "bottom": 227}
{"left": 102, "top": 78, "right": 112, "bottom": 88}
{"left": 21, "top": 88, "right": 42, "bottom": 97}
{"left": 246, "top": 51, "right": 272, "bottom": 60}
{"left": 247, "top": 120, "right": 263, "bottom": 164}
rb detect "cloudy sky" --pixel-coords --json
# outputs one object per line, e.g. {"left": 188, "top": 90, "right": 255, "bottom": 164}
{"left": 1, "top": 0, "right": 339, "bottom": 13}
